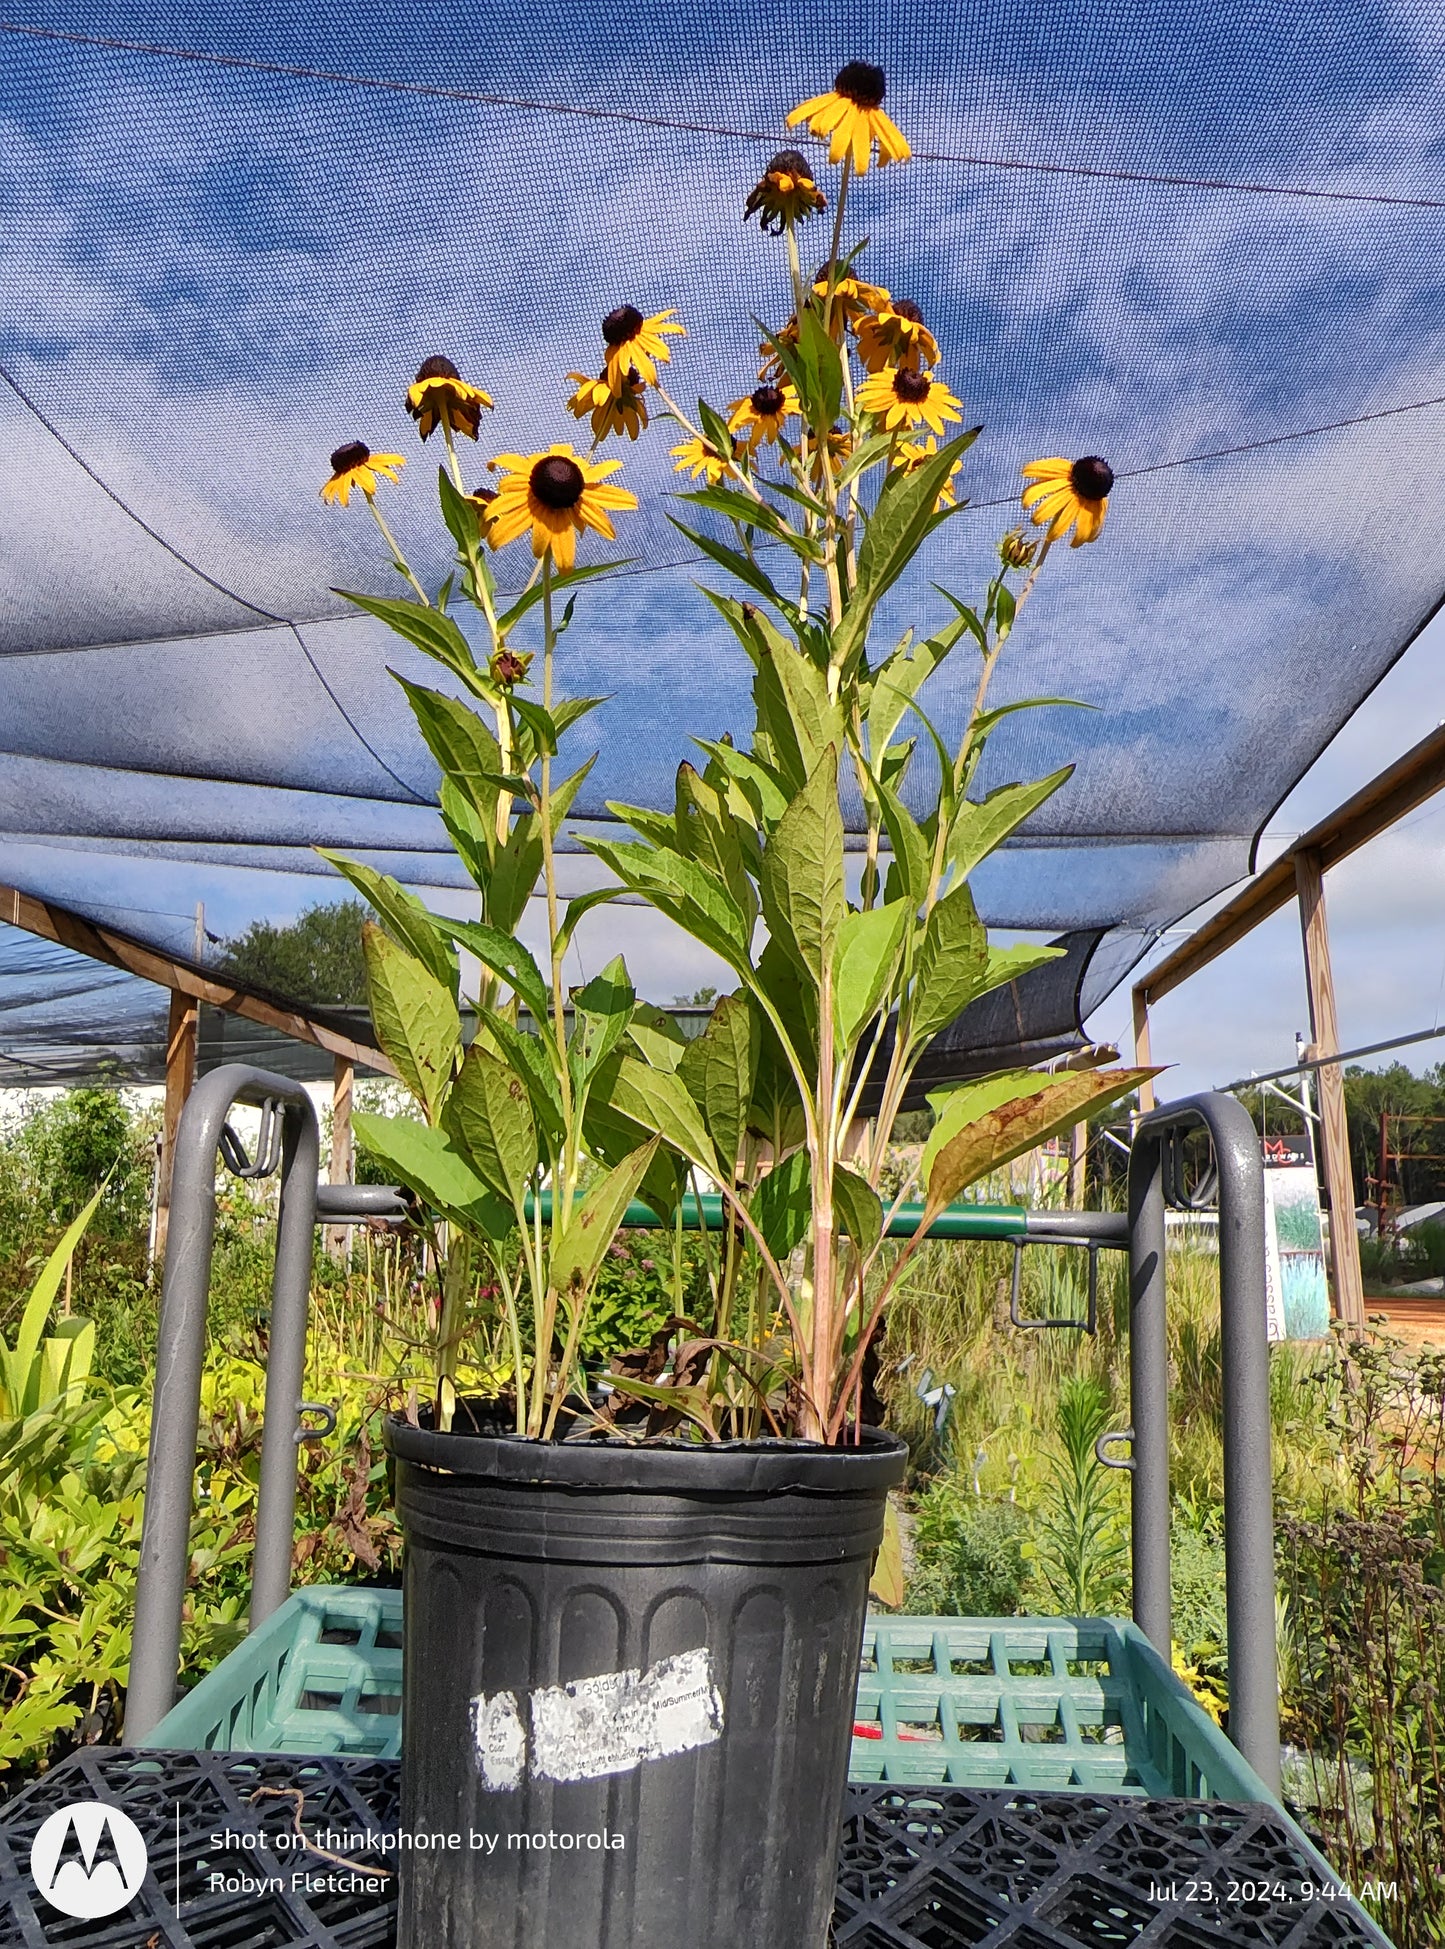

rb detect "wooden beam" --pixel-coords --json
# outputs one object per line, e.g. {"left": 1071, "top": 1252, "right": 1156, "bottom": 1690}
{"left": 155, "top": 989, "right": 198, "bottom": 1264}
{"left": 1136, "top": 716, "right": 1445, "bottom": 1008}
{"left": 326, "top": 1055, "right": 355, "bottom": 1263}
{"left": 1132, "top": 990, "right": 1156, "bottom": 1114}
{"left": 1295, "top": 848, "right": 1366, "bottom": 1328}
{"left": 0, "top": 880, "right": 393, "bottom": 1076}
{"left": 1068, "top": 1122, "right": 1088, "bottom": 1208}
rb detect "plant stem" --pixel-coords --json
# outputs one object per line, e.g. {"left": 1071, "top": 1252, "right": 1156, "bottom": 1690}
{"left": 365, "top": 497, "right": 430, "bottom": 606}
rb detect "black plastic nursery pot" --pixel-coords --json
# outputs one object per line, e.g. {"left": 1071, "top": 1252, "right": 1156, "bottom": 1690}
{"left": 385, "top": 1414, "right": 906, "bottom": 1949}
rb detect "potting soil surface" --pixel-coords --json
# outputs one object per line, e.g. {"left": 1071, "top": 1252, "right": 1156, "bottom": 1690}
{"left": 0, "top": 1748, "right": 1389, "bottom": 1949}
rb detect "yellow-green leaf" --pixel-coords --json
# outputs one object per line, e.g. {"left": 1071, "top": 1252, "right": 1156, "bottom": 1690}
{"left": 362, "top": 922, "right": 461, "bottom": 1122}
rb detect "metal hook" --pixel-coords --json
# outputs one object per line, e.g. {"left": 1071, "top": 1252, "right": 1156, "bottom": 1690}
{"left": 1095, "top": 1427, "right": 1135, "bottom": 1472}
{"left": 295, "top": 1402, "right": 337, "bottom": 1444}
{"left": 1008, "top": 1235, "right": 1099, "bottom": 1333}
{"left": 218, "top": 1099, "right": 285, "bottom": 1180}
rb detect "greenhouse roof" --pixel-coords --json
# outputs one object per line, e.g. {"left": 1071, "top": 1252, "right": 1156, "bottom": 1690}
{"left": 4, "top": 0, "right": 1445, "bottom": 1075}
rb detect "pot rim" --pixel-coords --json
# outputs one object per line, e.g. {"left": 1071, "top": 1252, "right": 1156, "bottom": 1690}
{"left": 385, "top": 1411, "right": 908, "bottom": 1494}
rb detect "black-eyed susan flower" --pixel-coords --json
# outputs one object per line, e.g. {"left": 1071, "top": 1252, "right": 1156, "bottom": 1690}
{"left": 405, "top": 356, "right": 493, "bottom": 441}
{"left": 743, "top": 149, "right": 827, "bottom": 233}
{"left": 895, "top": 434, "right": 963, "bottom": 508}
{"left": 320, "top": 441, "right": 406, "bottom": 508}
{"left": 568, "top": 366, "right": 649, "bottom": 442}
{"left": 998, "top": 526, "right": 1037, "bottom": 570}
{"left": 486, "top": 445, "right": 637, "bottom": 570}
{"left": 857, "top": 367, "right": 964, "bottom": 437}
{"left": 1020, "top": 455, "right": 1113, "bottom": 547}
{"left": 810, "top": 422, "right": 853, "bottom": 484}
{"left": 727, "top": 381, "right": 801, "bottom": 452}
{"left": 811, "top": 272, "right": 891, "bottom": 330}
{"left": 600, "top": 305, "right": 685, "bottom": 387}
{"left": 787, "top": 62, "right": 911, "bottom": 173}
{"left": 856, "top": 299, "right": 939, "bottom": 374}
{"left": 671, "top": 433, "right": 745, "bottom": 484}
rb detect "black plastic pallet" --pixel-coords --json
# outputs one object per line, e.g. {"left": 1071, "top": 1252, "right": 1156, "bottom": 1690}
{"left": 0, "top": 1751, "right": 1388, "bottom": 1949}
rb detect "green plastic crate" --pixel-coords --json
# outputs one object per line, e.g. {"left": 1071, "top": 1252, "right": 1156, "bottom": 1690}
{"left": 852, "top": 1615, "right": 1276, "bottom": 1801}
{"left": 146, "top": 1585, "right": 405, "bottom": 1757}
{"left": 143, "top": 1592, "right": 1273, "bottom": 1806}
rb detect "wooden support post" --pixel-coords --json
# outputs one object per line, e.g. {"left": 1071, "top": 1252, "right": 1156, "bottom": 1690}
{"left": 1068, "top": 1122, "right": 1088, "bottom": 1208}
{"left": 1132, "top": 990, "right": 1156, "bottom": 1114}
{"left": 155, "top": 988, "right": 198, "bottom": 1267}
{"left": 1295, "top": 848, "right": 1366, "bottom": 1327}
{"left": 326, "top": 1056, "right": 355, "bottom": 1263}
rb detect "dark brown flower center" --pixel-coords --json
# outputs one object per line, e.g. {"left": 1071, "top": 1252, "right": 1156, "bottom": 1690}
{"left": 834, "top": 61, "right": 886, "bottom": 108}
{"left": 330, "top": 440, "right": 370, "bottom": 472}
{"left": 768, "top": 148, "right": 814, "bottom": 181}
{"left": 890, "top": 299, "right": 925, "bottom": 324}
{"left": 415, "top": 354, "right": 461, "bottom": 383}
{"left": 602, "top": 305, "right": 644, "bottom": 347}
{"left": 469, "top": 485, "right": 498, "bottom": 505}
{"left": 751, "top": 384, "right": 786, "bottom": 416}
{"left": 531, "top": 455, "right": 586, "bottom": 509}
{"left": 1070, "top": 455, "right": 1114, "bottom": 500}
{"left": 894, "top": 369, "right": 931, "bottom": 404}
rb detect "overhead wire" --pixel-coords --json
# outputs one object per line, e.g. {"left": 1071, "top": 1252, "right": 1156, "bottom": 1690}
{"left": 3, "top": 18, "right": 1444, "bottom": 212}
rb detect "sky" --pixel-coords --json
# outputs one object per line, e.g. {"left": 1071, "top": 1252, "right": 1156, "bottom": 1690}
{"left": 5, "top": 0, "right": 1445, "bottom": 1085}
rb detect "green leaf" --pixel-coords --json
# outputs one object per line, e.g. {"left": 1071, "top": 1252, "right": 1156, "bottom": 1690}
{"left": 666, "top": 516, "right": 798, "bottom": 618}
{"left": 318, "top": 850, "right": 459, "bottom": 998}
{"left": 674, "top": 764, "right": 759, "bottom": 925}
{"left": 867, "top": 619, "right": 969, "bottom": 759}
{"left": 438, "top": 777, "right": 495, "bottom": 889}
{"left": 602, "top": 1055, "right": 721, "bottom": 1177}
{"left": 971, "top": 697, "right": 1092, "bottom": 741}
{"left": 339, "top": 589, "right": 483, "bottom": 688}
{"left": 975, "top": 941, "right": 1066, "bottom": 1000}
{"left": 832, "top": 430, "right": 979, "bottom": 669}
{"left": 676, "top": 484, "right": 789, "bottom": 537}
{"left": 697, "top": 396, "right": 736, "bottom": 460}
{"left": 548, "top": 752, "right": 598, "bottom": 838}
{"left": 482, "top": 1012, "right": 566, "bottom": 1147}
{"left": 921, "top": 1067, "right": 1155, "bottom": 1215}
{"left": 587, "top": 835, "right": 752, "bottom": 969}
{"left": 765, "top": 637, "right": 844, "bottom": 781}
{"left": 676, "top": 993, "right": 759, "bottom": 1180}
{"left": 488, "top": 814, "right": 543, "bottom": 936}
{"left": 626, "top": 1002, "right": 689, "bottom": 1072}
{"left": 557, "top": 885, "right": 622, "bottom": 962}
{"left": 947, "top": 768, "right": 1074, "bottom": 881}
{"left": 911, "top": 882, "right": 989, "bottom": 1042}
{"left": 748, "top": 1148, "right": 811, "bottom": 1259}
{"left": 3, "top": 1185, "right": 105, "bottom": 1417}
{"left": 549, "top": 1139, "right": 660, "bottom": 1296}
{"left": 692, "top": 737, "right": 790, "bottom": 826}
{"left": 353, "top": 1112, "right": 511, "bottom": 1234}
{"left": 834, "top": 900, "right": 910, "bottom": 1046}
{"left": 876, "top": 776, "right": 932, "bottom": 910}
{"left": 392, "top": 675, "right": 502, "bottom": 830}
{"left": 496, "top": 561, "right": 618, "bottom": 635}
{"left": 570, "top": 955, "right": 636, "bottom": 1087}
{"left": 832, "top": 1162, "right": 883, "bottom": 1254}
{"left": 432, "top": 919, "right": 548, "bottom": 1022}
{"left": 759, "top": 748, "right": 845, "bottom": 986}
{"left": 443, "top": 1045, "right": 538, "bottom": 1213}
{"left": 796, "top": 304, "right": 844, "bottom": 430}
{"left": 362, "top": 922, "right": 460, "bottom": 1122}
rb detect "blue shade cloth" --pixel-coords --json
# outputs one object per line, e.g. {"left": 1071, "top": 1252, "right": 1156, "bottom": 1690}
{"left": 4, "top": 0, "right": 1445, "bottom": 1074}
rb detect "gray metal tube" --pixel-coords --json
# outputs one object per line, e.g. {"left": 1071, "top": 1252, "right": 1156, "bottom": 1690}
{"left": 314, "top": 1183, "right": 409, "bottom": 1222}
{"left": 1127, "top": 1124, "right": 1172, "bottom": 1655}
{"left": 250, "top": 1097, "right": 321, "bottom": 1626}
{"left": 127, "top": 1065, "right": 319, "bottom": 1741}
{"left": 1134, "top": 1093, "right": 1281, "bottom": 1795}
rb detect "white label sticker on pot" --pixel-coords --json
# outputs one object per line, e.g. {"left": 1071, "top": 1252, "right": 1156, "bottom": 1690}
{"left": 471, "top": 1689, "right": 527, "bottom": 1791}
{"left": 471, "top": 1648, "right": 724, "bottom": 1790}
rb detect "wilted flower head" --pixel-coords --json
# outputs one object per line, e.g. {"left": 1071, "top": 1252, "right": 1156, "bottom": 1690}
{"left": 743, "top": 149, "right": 827, "bottom": 233}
